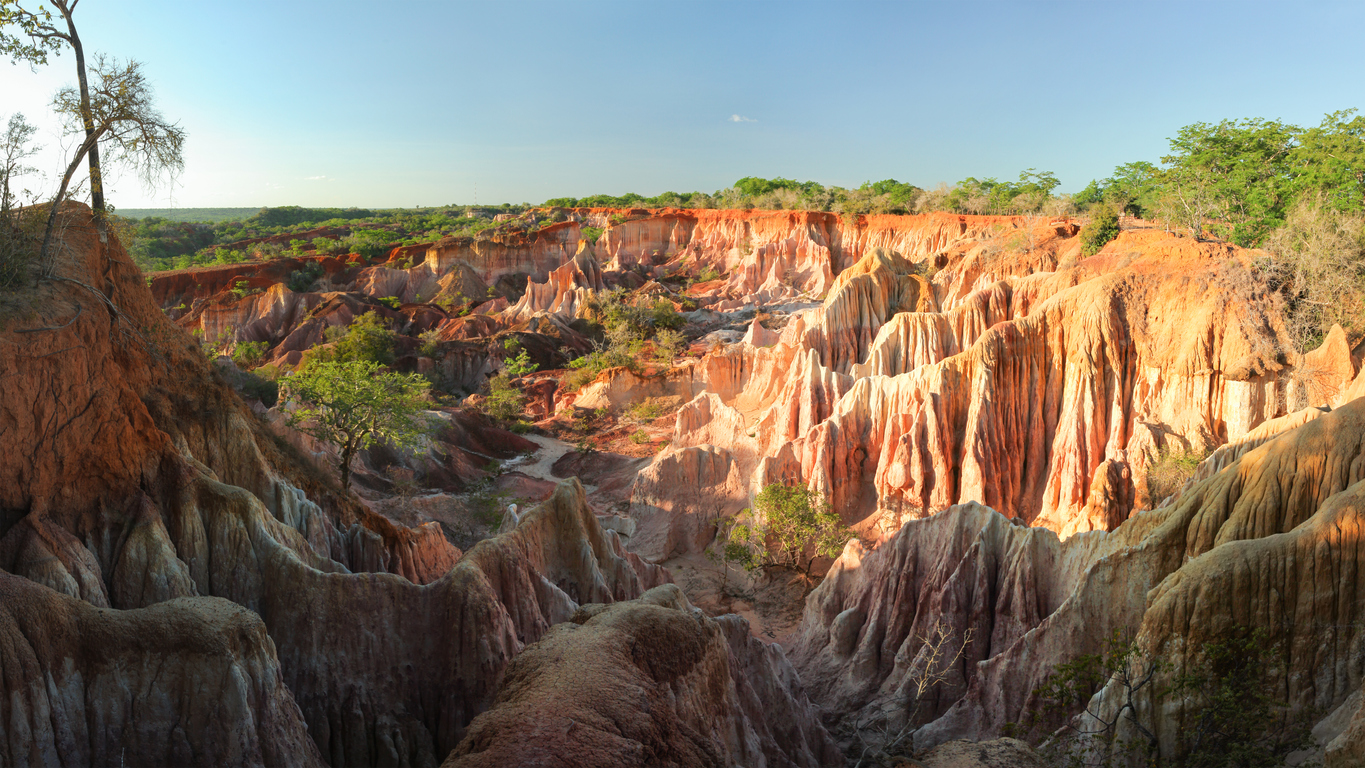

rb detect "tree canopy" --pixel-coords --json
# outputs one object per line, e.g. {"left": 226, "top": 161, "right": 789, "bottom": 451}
{"left": 283, "top": 360, "right": 430, "bottom": 490}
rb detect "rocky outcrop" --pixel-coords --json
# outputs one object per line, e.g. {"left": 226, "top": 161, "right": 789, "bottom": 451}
{"left": 789, "top": 502, "right": 1111, "bottom": 743}
{"left": 442, "top": 584, "right": 838, "bottom": 768}
{"left": 1072, "top": 396, "right": 1365, "bottom": 758}
{"left": 503, "top": 240, "right": 605, "bottom": 321}
{"left": 788, "top": 392, "right": 1365, "bottom": 756}
{"left": 421, "top": 222, "right": 583, "bottom": 283}
{"left": 0, "top": 571, "right": 323, "bottom": 767}
{"left": 591, "top": 208, "right": 1026, "bottom": 303}
{"left": 751, "top": 233, "right": 1293, "bottom": 536}
{"left": 628, "top": 444, "right": 749, "bottom": 562}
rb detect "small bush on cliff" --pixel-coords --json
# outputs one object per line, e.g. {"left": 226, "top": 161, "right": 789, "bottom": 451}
{"left": 1146, "top": 446, "right": 1207, "bottom": 506}
{"left": 1081, "top": 205, "right": 1121, "bottom": 256}
{"left": 284, "top": 359, "right": 431, "bottom": 490}
{"left": 232, "top": 340, "right": 268, "bottom": 369}
{"left": 729, "top": 483, "right": 853, "bottom": 579}
{"left": 1264, "top": 195, "right": 1365, "bottom": 352}
{"left": 652, "top": 328, "right": 685, "bottom": 365}
{"left": 588, "top": 289, "right": 685, "bottom": 339}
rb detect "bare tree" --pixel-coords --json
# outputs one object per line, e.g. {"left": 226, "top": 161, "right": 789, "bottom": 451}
{"left": 852, "top": 621, "right": 974, "bottom": 767}
{"left": 0, "top": 112, "right": 39, "bottom": 210}
{"left": 0, "top": 111, "right": 40, "bottom": 287}
{"left": 38, "top": 55, "right": 184, "bottom": 272}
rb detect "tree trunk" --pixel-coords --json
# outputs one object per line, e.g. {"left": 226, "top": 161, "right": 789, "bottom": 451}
{"left": 58, "top": 3, "right": 104, "bottom": 237}
{"left": 38, "top": 131, "right": 101, "bottom": 272}
{"left": 339, "top": 444, "right": 354, "bottom": 492}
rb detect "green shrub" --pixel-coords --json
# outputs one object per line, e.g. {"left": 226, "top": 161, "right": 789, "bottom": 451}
{"left": 503, "top": 347, "right": 538, "bottom": 377}
{"left": 726, "top": 483, "right": 852, "bottom": 579}
{"left": 237, "top": 370, "right": 279, "bottom": 406}
{"left": 378, "top": 296, "right": 402, "bottom": 309}
{"left": 481, "top": 373, "right": 525, "bottom": 422}
{"left": 1081, "top": 205, "right": 1121, "bottom": 256}
{"left": 588, "top": 288, "right": 684, "bottom": 340}
{"left": 581, "top": 225, "right": 604, "bottom": 244}
{"left": 625, "top": 400, "right": 665, "bottom": 422}
{"left": 419, "top": 329, "right": 442, "bottom": 358}
{"left": 562, "top": 342, "right": 640, "bottom": 392}
{"left": 653, "top": 328, "right": 685, "bottom": 364}
{"left": 629, "top": 429, "right": 651, "bottom": 445}
{"left": 313, "top": 237, "right": 346, "bottom": 255}
{"left": 232, "top": 340, "right": 269, "bottom": 369}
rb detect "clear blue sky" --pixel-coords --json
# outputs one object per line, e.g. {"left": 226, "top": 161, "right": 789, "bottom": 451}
{"left": 2, "top": 0, "right": 1361, "bottom": 208}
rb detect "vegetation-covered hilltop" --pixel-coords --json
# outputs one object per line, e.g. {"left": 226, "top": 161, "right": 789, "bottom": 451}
{"left": 109, "top": 109, "right": 1365, "bottom": 356}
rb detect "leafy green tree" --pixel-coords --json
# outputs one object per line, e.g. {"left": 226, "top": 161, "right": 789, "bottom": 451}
{"left": 1102, "top": 161, "right": 1162, "bottom": 216}
{"left": 503, "top": 347, "right": 538, "bottom": 377}
{"left": 1290, "top": 109, "right": 1365, "bottom": 213}
{"left": 1160, "top": 118, "right": 1298, "bottom": 245}
{"left": 284, "top": 360, "right": 430, "bottom": 490}
{"left": 730, "top": 483, "right": 853, "bottom": 579}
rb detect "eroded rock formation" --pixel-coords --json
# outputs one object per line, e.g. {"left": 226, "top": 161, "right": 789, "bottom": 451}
{"left": 443, "top": 584, "right": 838, "bottom": 768}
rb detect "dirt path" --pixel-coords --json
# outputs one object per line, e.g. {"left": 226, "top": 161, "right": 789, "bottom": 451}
{"left": 503, "top": 434, "right": 597, "bottom": 493}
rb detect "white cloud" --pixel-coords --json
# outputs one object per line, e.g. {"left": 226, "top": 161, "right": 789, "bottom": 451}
{"left": 729, "top": 114, "right": 756, "bottom": 123}
{"left": 304, "top": 175, "right": 327, "bottom": 180}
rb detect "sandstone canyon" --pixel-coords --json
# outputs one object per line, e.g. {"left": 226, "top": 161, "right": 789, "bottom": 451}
{"left": 2, "top": 203, "right": 1363, "bottom": 767}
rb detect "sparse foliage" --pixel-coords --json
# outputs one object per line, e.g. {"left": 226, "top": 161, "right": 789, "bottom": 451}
{"left": 315, "top": 311, "right": 395, "bottom": 366}
{"left": 39, "top": 55, "right": 185, "bottom": 269}
{"left": 852, "top": 622, "right": 975, "bottom": 767}
{"left": 1264, "top": 195, "right": 1365, "bottom": 352}
{"left": 1016, "top": 628, "right": 1315, "bottom": 768}
{"left": 0, "top": 111, "right": 40, "bottom": 288}
{"left": 1145, "top": 446, "right": 1208, "bottom": 507}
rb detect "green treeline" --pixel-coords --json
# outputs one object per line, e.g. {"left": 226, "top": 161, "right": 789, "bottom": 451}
{"left": 116, "top": 204, "right": 532, "bottom": 273}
